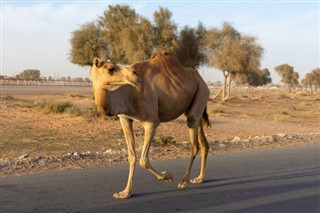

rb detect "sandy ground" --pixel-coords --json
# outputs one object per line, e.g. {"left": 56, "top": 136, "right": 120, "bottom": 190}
{"left": 1, "top": 85, "right": 319, "bottom": 177}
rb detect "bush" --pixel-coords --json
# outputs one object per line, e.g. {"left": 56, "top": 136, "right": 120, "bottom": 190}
{"left": 153, "top": 135, "right": 176, "bottom": 146}
{"left": 43, "top": 101, "right": 81, "bottom": 116}
{"left": 82, "top": 104, "right": 100, "bottom": 118}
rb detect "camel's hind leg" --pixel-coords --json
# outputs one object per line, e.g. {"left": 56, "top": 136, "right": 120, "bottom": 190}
{"left": 178, "top": 122, "right": 200, "bottom": 188}
{"left": 178, "top": 80, "right": 210, "bottom": 188}
{"left": 191, "top": 122, "right": 209, "bottom": 184}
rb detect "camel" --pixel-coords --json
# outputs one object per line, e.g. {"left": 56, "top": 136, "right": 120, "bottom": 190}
{"left": 90, "top": 52, "right": 211, "bottom": 199}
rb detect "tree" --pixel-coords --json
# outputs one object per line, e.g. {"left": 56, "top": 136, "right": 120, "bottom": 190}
{"left": 235, "top": 73, "right": 248, "bottom": 86}
{"left": 247, "top": 68, "right": 272, "bottom": 87}
{"left": 69, "top": 22, "right": 107, "bottom": 66}
{"left": 301, "top": 68, "right": 320, "bottom": 93}
{"left": 260, "top": 68, "right": 272, "bottom": 85}
{"left": 206, "top": 22, "right": 264, "bottom": 100}
{"left": 235, "top": 68, "right": 271, "bottom": 87}
{"left": 311, "top": 68, "right": 320, "bottom": 92}
{"left": 16, "top": 69, "right": 40, "bottom": 80}
{"left": 153, "top": 7, "right": 178, "bottom": 53}
{"left": 122, "top": 16, "right": 154, "bottom": 62}
{"left": 274, "top": 64, "right": 299, "bottom": 92}
{"left": 74, "top": 77, "right": 84, "bottom": 82}
{"left": 175, "top": 23, "right": 207, "bottom": 68}
{"left": 98, "top": 5, "right": 154, "bottom": 64}
{"left": 301, "top": 73, "right": 315, "bottom": 93}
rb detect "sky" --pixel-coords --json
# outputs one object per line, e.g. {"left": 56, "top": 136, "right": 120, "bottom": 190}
{"left": 1, "top": 0, "right": 319, "bottom": 83}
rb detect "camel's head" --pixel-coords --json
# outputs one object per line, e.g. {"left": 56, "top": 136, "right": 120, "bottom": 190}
{"left": 90, "top": 57, "right": 140, "bottom": 90}
{"left": 90, "top": 57, "right": 140, "bottom": 115}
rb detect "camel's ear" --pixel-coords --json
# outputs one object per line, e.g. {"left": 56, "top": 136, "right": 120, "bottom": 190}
{"left": 93, "top": 57, "right": 102, "bottom": 67}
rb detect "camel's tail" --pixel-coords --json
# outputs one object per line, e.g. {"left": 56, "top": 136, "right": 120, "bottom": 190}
{"left": 202, "top": 106, "right": 211, "bottom": 127}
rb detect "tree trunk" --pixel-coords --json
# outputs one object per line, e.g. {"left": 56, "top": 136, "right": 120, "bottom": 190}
{"left": 211, "top": 87, "right": 223, "bottom": 100}
{"left": 227, "top": 74, "right": 232, "bottom": 98}
{"left": 224, "top": 73, "right": 233, "bottom": 101}
{"left": 222, "top": 71, "right": 229, "bottom": 100}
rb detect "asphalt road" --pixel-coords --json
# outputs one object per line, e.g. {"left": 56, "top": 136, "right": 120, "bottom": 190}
{"left": 1, "top": 144, "right": 319, "bottom": 213}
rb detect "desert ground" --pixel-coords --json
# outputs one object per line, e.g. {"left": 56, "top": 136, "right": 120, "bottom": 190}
{"left": 1, "top": 85, "right": 319, "bottom": 177}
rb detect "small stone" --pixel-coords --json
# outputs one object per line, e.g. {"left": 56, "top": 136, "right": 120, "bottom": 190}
{"left": 18, "top": 154, "right": 28, "bottom": 160}
{"left": 232, "top": 136, "right": 241, "bottom": 142}
{"left": 218, "top": 143, "right": 226, "bottom": 148}
{"left": 73, "top": 152, "right": 80, "bottom": 157}
{"left": 267, "top": 136, "right": 274, "bottom": 143}
{"left": 278, "top": 133, "right": 287, "bottom": 137}
{"left": 104, "top": 149, "right": 115, "bottom": 154}
{"left": 152, "top": 149, "right": 161, "bottom": 154}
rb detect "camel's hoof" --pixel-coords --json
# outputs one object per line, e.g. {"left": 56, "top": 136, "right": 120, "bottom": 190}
{"left": 113, "top": 191, "right": 131, "bottom": 199}
{"left": 190, "top": 176, "right": 204, "bottom": 184}
{"left": 161, "top": 171, "right": 173, "bottom": 183}
{"left": 178, "top": 180, "right": 190, "bottom": 188}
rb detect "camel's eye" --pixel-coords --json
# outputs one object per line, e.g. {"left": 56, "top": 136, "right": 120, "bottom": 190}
{"left": 103, "top": 62, "right": 117, "bottom": 75}
{"left": 108, "top": 67, "right": 116, "bottom": 75}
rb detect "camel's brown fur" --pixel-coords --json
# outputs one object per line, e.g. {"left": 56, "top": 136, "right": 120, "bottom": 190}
{"left": 90, "top": 52, "right": 210, "bottom": 199}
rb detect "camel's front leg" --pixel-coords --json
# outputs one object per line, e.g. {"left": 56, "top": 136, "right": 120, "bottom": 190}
{"left": 113, "top": 116, "right": 136, "bottom": 199}
{"left": 140, "top": 122, "right": 173, "bottom": 183}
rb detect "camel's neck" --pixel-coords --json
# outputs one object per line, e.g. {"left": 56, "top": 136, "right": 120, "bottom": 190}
{"left": 104, "top": 85, "right": 139, "bottom": 117}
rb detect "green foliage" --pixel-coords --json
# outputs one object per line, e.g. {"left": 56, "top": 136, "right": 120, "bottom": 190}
{"left": 69, "top": 22, "right": 107, "bottom": 66}
{"left": 43, "top": 101, "right": 81, "bottom": 116}
{"left": 16, "top": 69, "right": 41, "bottom": 80}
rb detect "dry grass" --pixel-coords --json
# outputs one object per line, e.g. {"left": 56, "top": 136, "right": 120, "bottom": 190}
{"left": 1, "top": 88, "right": 319, "bottom": 165}
{"left": 209, "top": 90, "right": 320, "bottom": 123}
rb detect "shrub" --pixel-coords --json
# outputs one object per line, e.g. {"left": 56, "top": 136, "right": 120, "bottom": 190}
{"left": 82, "top": 104, "right": 100, "bottom": 118}
{"left": 43, "top": 101, "right": 81, "bottom": 116}
{"left": 153, "top": 135, "right": 176, "bottom": 146}
{"left": 211, "top": 105, "right": 224, "bottom": 114}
